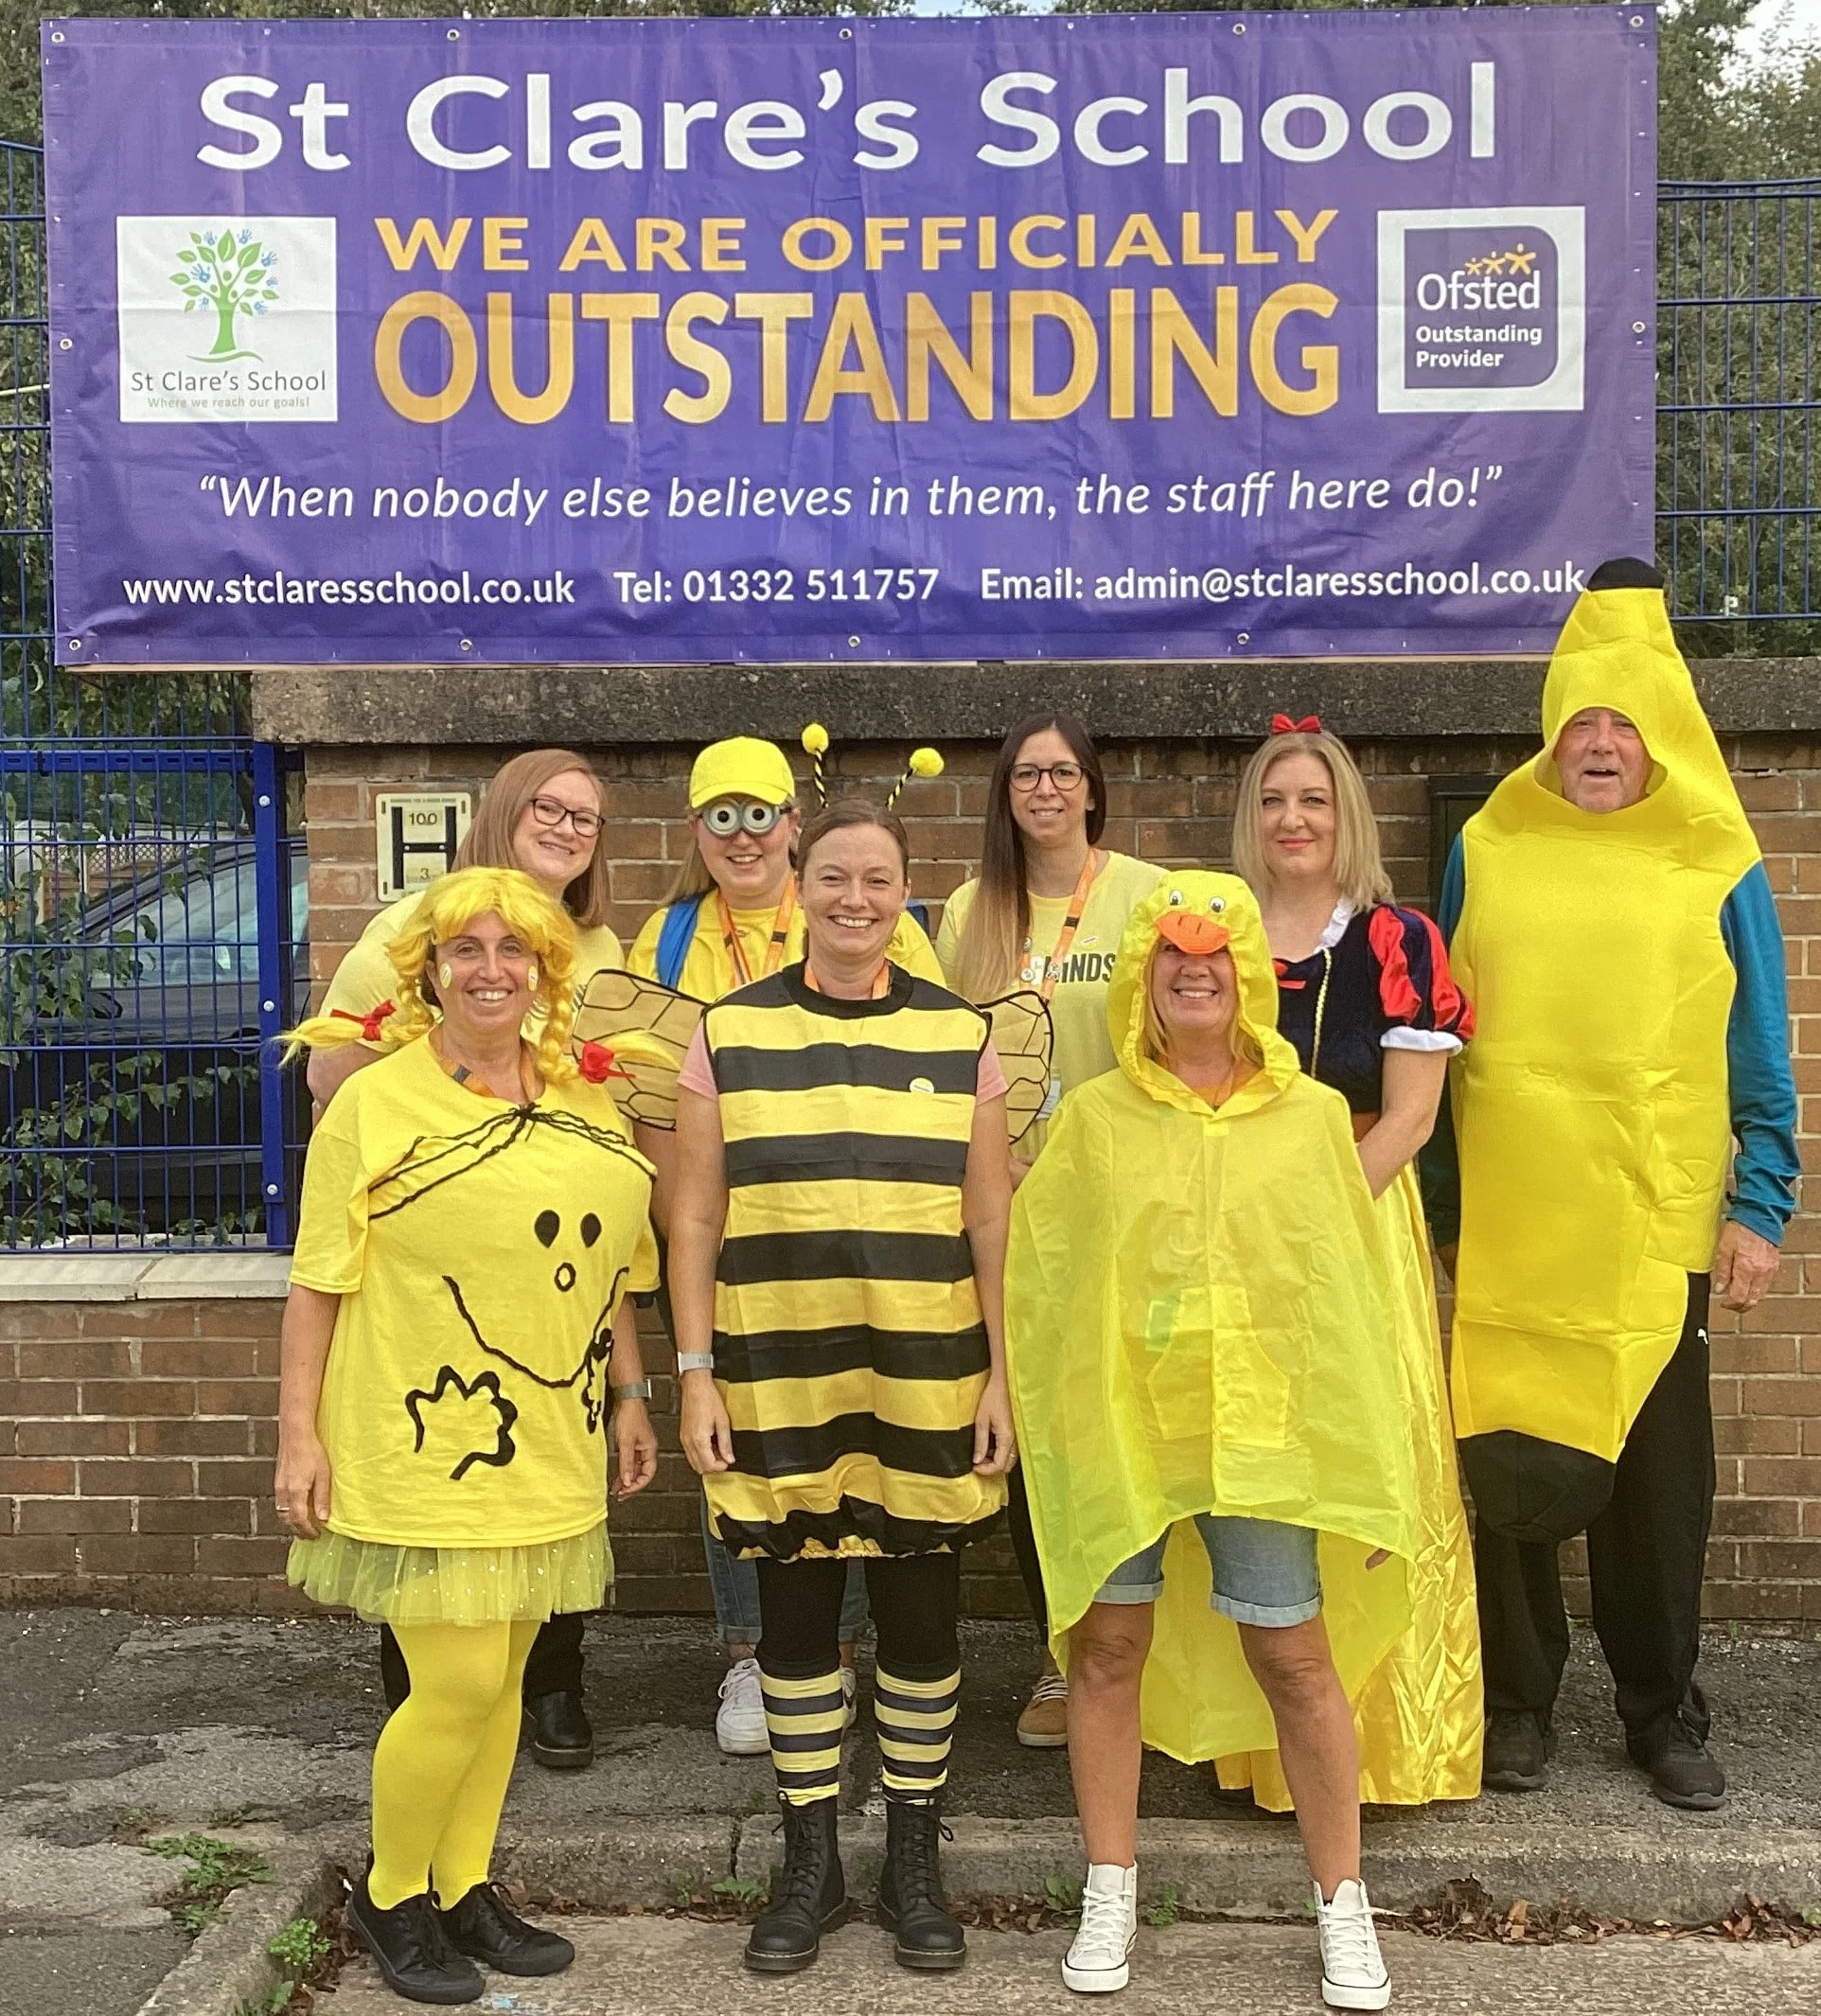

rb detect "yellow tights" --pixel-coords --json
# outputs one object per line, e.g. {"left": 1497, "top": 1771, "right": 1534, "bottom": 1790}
{"left": 369, "top": 1618, "right": 539, "bottom": 1911}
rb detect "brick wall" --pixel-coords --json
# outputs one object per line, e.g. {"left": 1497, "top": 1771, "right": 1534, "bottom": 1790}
{"left": 4, "top": 732, "right": 1816, "bottom": 1618}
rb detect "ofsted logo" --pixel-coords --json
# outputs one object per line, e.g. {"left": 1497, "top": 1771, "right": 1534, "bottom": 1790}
{"left": 1376, "top": 205, "right": 1584, "bottom": 415}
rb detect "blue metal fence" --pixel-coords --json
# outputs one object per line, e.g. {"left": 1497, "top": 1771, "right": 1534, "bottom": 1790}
{"left": 3, "top": 144, "right": 1819, "bottom": 1249}
{"left": 1, "top": 139, "right": 305, "bottom": 1251}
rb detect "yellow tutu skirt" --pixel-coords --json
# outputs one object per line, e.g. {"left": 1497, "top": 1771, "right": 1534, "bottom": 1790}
{"left": 1216, "top": 1165, "right": 1483, "bottom": 1807}
{"left": 287, "top": 1521, "right": 611, "bottom": 1627}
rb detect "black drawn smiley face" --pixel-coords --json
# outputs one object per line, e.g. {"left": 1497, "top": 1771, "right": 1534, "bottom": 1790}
{"left": 535, "top": 1207, "right": 601, "bottom": 1295}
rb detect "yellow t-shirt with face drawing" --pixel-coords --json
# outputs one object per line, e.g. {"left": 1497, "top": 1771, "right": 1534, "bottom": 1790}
{"left": 290, "top": 1037, "right": 658, "bottom": 1549}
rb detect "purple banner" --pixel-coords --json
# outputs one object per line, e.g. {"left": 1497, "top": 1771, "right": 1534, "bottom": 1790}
{"left": 44, "top": 9, "right": 1656, "bottom": 665}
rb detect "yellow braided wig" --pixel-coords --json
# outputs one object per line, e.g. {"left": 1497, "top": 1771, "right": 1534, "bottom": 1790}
{"left": 284, "top": 868, "right": 581, "bottom": 1083}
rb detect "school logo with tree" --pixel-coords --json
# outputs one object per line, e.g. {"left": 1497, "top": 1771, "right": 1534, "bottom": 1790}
{"left": 170, "top": 227, "right": 279, "bottom": 363}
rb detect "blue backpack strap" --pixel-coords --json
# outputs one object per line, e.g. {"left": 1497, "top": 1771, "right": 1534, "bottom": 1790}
{"left": 655, "top": 895, "right": 702, "bottom": 991}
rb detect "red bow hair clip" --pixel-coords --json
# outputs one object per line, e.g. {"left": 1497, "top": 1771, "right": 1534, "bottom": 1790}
{"left": 329, "top": 999, "right": 395, "bottom": 1043}
{"left": 578, "top": 1040, "right": 634, "bottom": 1085}
{"left": 1269, "top": 713, "right": 1321, "bottom": 736}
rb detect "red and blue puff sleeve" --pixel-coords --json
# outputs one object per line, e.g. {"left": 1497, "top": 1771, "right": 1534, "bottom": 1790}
{"left": 1366, "top": 904, "right": 1475, "bottom": 1052}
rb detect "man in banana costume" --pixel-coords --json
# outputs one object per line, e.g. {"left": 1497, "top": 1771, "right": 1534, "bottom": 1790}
{"left": 1425, "top": 558, "right": 1798, "bottom": 1811}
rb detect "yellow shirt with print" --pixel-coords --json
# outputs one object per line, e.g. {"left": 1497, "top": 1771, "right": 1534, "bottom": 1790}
{"left": 319, "top": 888, "right": 625, "bottom": 1043}
{"left": 937, "top": 851, "right": 1162, "bottom": 1155}
{"left": 627, "top": 893, "right": 943, "bottom": 999}
{"left": 291, "top": 1037, "right": 659, "bottom": 1549}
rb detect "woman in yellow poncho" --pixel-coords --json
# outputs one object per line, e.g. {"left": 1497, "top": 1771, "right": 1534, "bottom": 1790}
{"left": 1217, "top": 718, "right": 1482, "bottom": 1813}
{"left": 276, "top": 868, "right": 661, "bottom": 2005}
{"left": 1006, "top": 874, "right": 1417, "bottom": 2009}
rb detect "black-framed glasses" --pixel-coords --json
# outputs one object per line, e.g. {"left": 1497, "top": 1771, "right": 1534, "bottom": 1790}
{"left": 700, "top": 798, "right": 787, "bottom": 837}
{"left": 528, "top": 794, "right": 604, "bottom": 839}
{"left": 1009, "top": 761, "right": 1085, "bottom": 792}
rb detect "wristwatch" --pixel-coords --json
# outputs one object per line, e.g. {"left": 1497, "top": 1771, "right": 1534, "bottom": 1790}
{"left": 611, "top": 1379, "right": 653, "bottom": 1402}
{"left": 675, "top": 1352, "right": 716, "bottom": 1374}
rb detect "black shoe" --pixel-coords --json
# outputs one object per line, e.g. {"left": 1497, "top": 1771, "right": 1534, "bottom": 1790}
{"left": 439, "top": 1882, "right": 575, "bottom": 1976}
{"left": 744, "top": 1797, "right": 849, "bottom": 1974}
{"left": 1633, "top": 1718, "right": 1726, "bottom": 1812}
{"left": 876, "top": 1799, "right": 965, "bottom": 1972}
{"left": 523, "top": 1690, "right": 593, "bottom": 1771}
{"left": 1482, "top": 1710, "right": 1554, "bottom": 1793}
{"left": 345, "top": 1872, "right": 483, "bottom": 2006}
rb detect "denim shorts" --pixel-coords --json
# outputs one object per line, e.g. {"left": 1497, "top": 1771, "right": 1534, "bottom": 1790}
{"left": 1093, "top": 1514, "right": 1322, "bottom": 1628}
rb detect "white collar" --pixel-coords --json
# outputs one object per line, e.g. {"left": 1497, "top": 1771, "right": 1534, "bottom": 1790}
{"left": 1316, "top": 897, "right": 1355, "bottom": 953}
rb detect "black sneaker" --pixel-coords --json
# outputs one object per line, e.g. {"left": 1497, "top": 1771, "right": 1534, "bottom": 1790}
{"left": 1482, "top": 1710, "right": 1554, "bottom": 1793}
{"left": 523, "top": 1690, "right": 593, "bottom": 1771}
{"left": 1635, "top": 1720, "right": 1726, "bottom": 1812}
{"left": 440, "top": 1882, "right": 575, "bottom": 1976}
{"left": 345, "top": 1872, "right": 483, "bottom": 2005}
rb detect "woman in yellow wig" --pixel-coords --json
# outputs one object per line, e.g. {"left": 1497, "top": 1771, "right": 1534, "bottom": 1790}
{"left": 1220, "top": 716, "right": 1481, "bottom": 1813}
{"left": 1006, "top": 874, "right": 1416, "bottom": 2008}
{"left": 276, "top": 868, "right": 661, "bottom": 2005}
{"left": 627, "top": 733, "right": 943, "bottom": 1760}
{"left": 311, "top": 748, "right": 625, "bottom": 1768}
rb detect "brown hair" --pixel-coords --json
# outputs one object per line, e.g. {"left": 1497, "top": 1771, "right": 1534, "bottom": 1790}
{"left": 1231, "top": 730, "right": 1392, "bottom": 911}
{"left": 796, "top": 798, "right": 910, "bottom": 880}
{"left": 951, "top": 715, "right": 1107, "bottom": 1002}
{"left": 453, "top": 748, "right": 611, "bottom": 928}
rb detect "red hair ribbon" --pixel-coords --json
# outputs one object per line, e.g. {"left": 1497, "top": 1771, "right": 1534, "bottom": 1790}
{"left": 578, "top": 1040, "right": 633, "bottom": 1085}
{"left": 1269, "top": 713, "right": 1321, "bottom": 736}
{"left": 329, "top": 999, "right": 395, "bottom": 1043}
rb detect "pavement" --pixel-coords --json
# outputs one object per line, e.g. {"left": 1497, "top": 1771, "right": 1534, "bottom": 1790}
{"left": 316, "top": 1917, "right": 1821, "bottom": 2015}
{"left": 3, "top": 1609, "right": 1819, "bottom": 2016}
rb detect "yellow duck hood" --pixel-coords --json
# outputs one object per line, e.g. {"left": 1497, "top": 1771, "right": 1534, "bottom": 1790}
{"left": 1105, "top": 872, "right": 1302, "bottom": 1120}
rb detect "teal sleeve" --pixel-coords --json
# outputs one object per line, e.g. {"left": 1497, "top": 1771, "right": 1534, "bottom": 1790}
{"left": 1417, "top": 835, "right": 1467, "bottom": 1247}
{"left": 1719, "top": 862, "right": 1800, "bottom": 1245}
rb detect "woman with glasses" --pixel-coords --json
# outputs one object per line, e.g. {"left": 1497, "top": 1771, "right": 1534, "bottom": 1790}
{"left": 309, "top": 747, "right": 626, "bottom": 1774}
{"left": 936, "top": 716, "right": 1160, "bottom": 1749}
{"left": 628, "top": 737, "right": 944, "bottom": 1760}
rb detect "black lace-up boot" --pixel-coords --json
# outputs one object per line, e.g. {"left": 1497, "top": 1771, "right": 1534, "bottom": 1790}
{"left": 439, "top": 1881, "right": 575, "bottom": 1975}
{"left": 876, "top": 1798, "right": 964, "bottom": 1972}
{"left": 743, "top": 1796, "right": 848, "bottom": 1973}
{"left": 345, "top": 1869, "right": 483, "bottom": 2005}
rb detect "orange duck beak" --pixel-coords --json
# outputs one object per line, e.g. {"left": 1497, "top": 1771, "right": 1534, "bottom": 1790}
{"left": 1155, "top": 911, "right": 1231, "bottom": 957}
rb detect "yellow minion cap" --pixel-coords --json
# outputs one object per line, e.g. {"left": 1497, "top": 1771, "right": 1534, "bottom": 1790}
{"left": 688, "top": 736, "right": 797, "bottom": 809}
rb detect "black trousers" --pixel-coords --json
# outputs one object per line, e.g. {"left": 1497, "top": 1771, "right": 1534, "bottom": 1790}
{"left": 379, "top": 1612, "right": 586, "bottom": 1713}
{"left": 1005, "top": 1466, "right": 1050, "bottom": 1644}
{"left": 1473, "top": 1275, "right": 1714, "bottom": 1754}
{"left": 755, "top": 1551, "right": 959, "bottom": 1682}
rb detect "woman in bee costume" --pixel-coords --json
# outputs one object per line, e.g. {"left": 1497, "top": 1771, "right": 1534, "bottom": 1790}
{"left": 668, "top": 797, "right": 1017, "bottom": 1980}
{"left": 1006, "top": 875, "right": 1417, "bottom": 2008}
{"left": 276, "top": 868, "right": 662, "bottom": 2005}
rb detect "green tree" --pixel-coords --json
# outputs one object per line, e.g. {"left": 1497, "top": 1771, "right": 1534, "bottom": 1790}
{"left": 175, "top": 225, "right": 278, "bottom": 361}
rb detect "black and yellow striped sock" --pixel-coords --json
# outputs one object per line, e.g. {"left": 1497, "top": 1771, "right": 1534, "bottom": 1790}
{"left": 760, "top": 1667, "right": 844, "bottom": 1807}
{"left": 875, "top": 1665, "right": 959, "bottom": 1804}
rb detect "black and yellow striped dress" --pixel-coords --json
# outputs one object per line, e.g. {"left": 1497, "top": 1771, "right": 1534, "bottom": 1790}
{"left": 702, "top": 964, "right": 1008, "bottom": 1562}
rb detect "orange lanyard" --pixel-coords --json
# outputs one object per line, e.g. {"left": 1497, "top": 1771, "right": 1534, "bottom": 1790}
{"left": 803, "top": 957, "right": 892, "bottom": 999}
{"left": 1024, "top": 851, "right": 1099, "bottom": 1003}
{"left": 718, "top": 881, "right": 796, "bottom": 989}
{"left": 430, "top": 1031, "right": 536, "bottom": 1105}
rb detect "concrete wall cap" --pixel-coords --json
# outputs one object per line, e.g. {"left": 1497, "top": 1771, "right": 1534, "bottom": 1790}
{"left": 0, "top": 1251, "right": 291, "bottom": 1301}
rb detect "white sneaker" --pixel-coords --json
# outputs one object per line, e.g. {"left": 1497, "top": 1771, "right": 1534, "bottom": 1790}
{"left": 1316, "top": 1879, "right": 1390, "bottom": 2010}
{"left": 715, "top": 1656, "right": 769, "bottom": 1757}
{"left": 840, "top": 1664, "right": 857, "bottom": 1733}
{"left": 1062, "top": 1863, "right": 1137, "bottom": 1993}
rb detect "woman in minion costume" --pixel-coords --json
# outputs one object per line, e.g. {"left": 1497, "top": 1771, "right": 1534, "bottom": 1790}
{"left": 627, "top": 732, "right": 945, "bottom": 1758}
{"left": 667, "top": 797, "right": 1017, "bottom": 1979}
{"left": 1218, "top": 717, "right": 1481, "bottom": 1813}
{"left": 276, "top": 868, "right": 663, "bottom": 2005}
{"left": 1007, "top": 874, "right": 1417, "bottom": 2009}
{"left": 1423, "top": 559, "right": 1797, "bottom": 1809}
